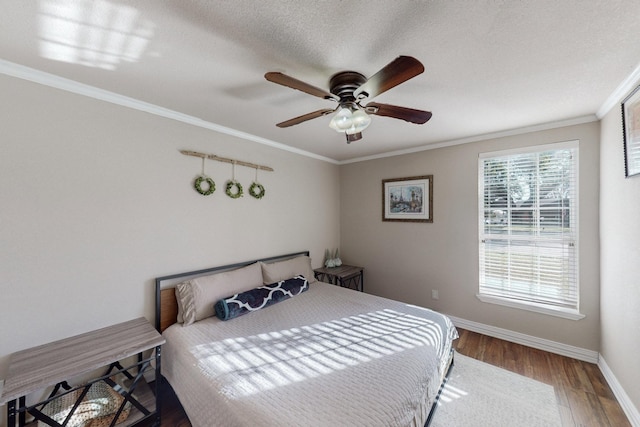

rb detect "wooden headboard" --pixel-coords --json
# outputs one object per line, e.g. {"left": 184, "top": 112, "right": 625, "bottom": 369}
{"left": 154, "top": 251, "right": 310, "bottom": 332}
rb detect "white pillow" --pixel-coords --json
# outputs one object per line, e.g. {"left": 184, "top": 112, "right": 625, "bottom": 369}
{"left": 176, "top": 262, "right": 263, "bottom": 326}
{"left": 260, "top": 256, "right": 317, "bottom": 285}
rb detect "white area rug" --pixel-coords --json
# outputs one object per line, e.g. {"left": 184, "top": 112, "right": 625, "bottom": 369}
{"left": 431, "top": 353, "right": 562, "bottom": 427}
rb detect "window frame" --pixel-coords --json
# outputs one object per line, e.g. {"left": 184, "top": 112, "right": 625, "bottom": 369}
{"left": 477, "top": 140, "right": 584, "bottom": 320}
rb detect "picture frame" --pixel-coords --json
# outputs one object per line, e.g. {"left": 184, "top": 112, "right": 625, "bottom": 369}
{"left": 382, "top": 175, "right": 433, "bottom": 222}
{"left": 622, "top": 84, "right": 640, "bottom": 177}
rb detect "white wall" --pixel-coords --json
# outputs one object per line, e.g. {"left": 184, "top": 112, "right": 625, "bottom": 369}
{"left": 0, "top": 73, "right": 340, "bottom": 397}
{"left": 340, "top": 122, "right": 601, "bottom": 351}
{"left": 599, "top": 104, "right": 640, "bottom": 417}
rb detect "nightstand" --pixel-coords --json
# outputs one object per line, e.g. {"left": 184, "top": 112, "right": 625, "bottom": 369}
{"left": 314, "top": 265, "right": 364, "bottom": 292}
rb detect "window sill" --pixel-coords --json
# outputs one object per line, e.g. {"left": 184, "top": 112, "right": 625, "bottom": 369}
{"left": 476, "top": 294, "right": 586, "bottom": 320}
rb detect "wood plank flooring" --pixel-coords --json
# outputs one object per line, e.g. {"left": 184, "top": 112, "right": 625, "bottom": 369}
{"left": 453, "top": 329, "right": 630, "bottom": 427}
{"left": 141, "top": 328, "right": 630, "bottom": 427}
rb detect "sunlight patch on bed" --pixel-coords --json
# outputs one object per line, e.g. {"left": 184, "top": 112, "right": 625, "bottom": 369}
{"left": 191, "top": 309, "right": 444, "bottom": 397}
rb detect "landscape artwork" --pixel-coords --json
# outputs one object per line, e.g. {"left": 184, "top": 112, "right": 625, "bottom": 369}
{"left": 622, "top": 84, "right": 640, "bottom": 177}
{"left": 382, "top": 175, "right": 433, "bottom": 222}
{"left": 389, "top": 184, "right": 424, "bottom": 213}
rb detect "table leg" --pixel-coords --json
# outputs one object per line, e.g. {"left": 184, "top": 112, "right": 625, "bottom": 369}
{"left": 154, "top": 345, "right": 162, "bottom": 426}
{"left": 18, "top": 396, "right": 25, "bottom": 426}
{"left": 7, "top": 399, "right": 16, "bottom": 427}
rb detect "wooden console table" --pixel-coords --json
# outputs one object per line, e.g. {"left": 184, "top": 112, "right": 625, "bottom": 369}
{"left": 314, "top": 265, "right": 364, "bottom": 292}
{"left": 1, "top": 317, "right": 165, "bottom": 427}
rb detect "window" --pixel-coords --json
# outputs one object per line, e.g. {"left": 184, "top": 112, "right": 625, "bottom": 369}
{"left": 478, "top": 141, "right": 583, "bottom": 319}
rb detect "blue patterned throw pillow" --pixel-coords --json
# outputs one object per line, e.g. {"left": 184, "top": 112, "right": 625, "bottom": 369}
{"left": 215, "top": 276, "right": 309, "bottom": 321}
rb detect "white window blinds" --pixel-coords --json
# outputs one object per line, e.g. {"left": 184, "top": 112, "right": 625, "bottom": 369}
{"left": 478, "top": 141, "right": 579, "bottom": 311}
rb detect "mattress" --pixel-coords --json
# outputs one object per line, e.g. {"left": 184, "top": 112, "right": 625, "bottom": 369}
{"left": 162, "top": 281, "right": 458, "bottom": 427}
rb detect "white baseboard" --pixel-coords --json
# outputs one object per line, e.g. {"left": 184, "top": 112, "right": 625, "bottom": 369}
{"left": 598, "top": 356, "right": 640, "bottom": 427}
{"left": 447, "top": 315, "right": 599, "bottom": 363}
{"left": 447, "top": 315, "right": 639, "bottom": 426}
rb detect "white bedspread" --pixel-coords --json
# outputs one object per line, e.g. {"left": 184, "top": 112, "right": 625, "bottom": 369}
{"left": 162, "top": 281, "right": 458, "bottom": 427}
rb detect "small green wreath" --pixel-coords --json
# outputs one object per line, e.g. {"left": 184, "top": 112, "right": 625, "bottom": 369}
{"left": 249, "top": 182, "right": 265, "bottom": 199}
{"left": 194, "top": 176, "right": 215, "bottom": 196}
{"left": 225, "top": 180, "right": 243, "bottom": 198}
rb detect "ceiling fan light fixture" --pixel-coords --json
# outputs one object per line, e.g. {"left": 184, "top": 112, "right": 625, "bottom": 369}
{"left": 329, "top": 107, "right": 353, "bottom": 131}
{"left": 351, "top": 109, "right": 371, "bottom": 131}
{"left": 329, "top": 106, "right": 371, "bottom": 135}
{"left": 265, "top": 56, "right": 430, "bottom": 141}
{"left": 346, "top": 132, "right": 363, "bottom": 143}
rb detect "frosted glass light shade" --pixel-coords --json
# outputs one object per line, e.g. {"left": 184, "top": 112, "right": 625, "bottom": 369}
{"left": 329, "top": 107, "right": 371, "bottom": 134}
{"left": 351, "top": 109, "right": 371, "bottom": 131}
{"left": 329, "top": 107, "right": 353, "bottom": 131}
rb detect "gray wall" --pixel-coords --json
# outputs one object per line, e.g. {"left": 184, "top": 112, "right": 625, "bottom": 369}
{"left": 0, "top": 73, "right": 341, "bottom": 381}
{"left": 599, "top": 104, "right": 640, "bottom": 410}
{"left": 340, "top": 122, "right": 601, "bottom": 351}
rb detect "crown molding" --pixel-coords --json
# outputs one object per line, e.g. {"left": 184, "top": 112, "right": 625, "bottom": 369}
{"left": 597, "top": 61, "right": 640, "bottom": 119}
{"left": 339, "top": 115, "right": 598, "bottom": 165}
{"left": 0, "top": 59, "right": 338, "bottom": 165}
{"left": 2, "top": 57, "right": 633, "bottom": 166}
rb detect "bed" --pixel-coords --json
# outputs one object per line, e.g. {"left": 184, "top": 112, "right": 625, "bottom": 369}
{"left": 155, "top": 251, "right": 458, "bottom": 427}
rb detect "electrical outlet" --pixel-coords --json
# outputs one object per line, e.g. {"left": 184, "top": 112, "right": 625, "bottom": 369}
{"left": 431, "top": 289, "right": 439, "bottom": 300}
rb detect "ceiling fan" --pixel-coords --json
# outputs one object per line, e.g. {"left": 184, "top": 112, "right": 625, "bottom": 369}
{"left": 264, "top": 56, "right": 432, "bottom": 143}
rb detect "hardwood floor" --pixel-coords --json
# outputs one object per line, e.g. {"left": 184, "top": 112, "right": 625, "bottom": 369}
{"left": 141, "top": 328, "right": 630, "bottom": 427}
{"left": 453, "top": 329, "right": 630, "bottom": 427}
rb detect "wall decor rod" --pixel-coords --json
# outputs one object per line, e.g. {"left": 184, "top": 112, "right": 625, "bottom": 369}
{"left": 180, "top": 150, "right": 274, "bottom": 172}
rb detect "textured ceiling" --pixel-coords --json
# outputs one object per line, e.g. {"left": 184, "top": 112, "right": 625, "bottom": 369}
{"left": 2, "top": 0, "right": 640, "bottom": 162}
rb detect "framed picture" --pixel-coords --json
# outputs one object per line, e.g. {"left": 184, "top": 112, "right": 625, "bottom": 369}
{"left": 622, "top": 84, "right": 640, "bottom": 177}
{"left": 382, "top": 175, "right": 433, "bottom": 222}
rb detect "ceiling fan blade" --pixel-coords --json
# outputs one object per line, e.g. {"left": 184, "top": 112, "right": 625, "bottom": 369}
{"left": 365, "top": 102, "right": 432, "bottom": 124}
{"left": 276, "top": 108, "right": 336, "bottom": 128}
{"left": 354, "top": 56, "right": 425, "bottom": 100}
{"left": 265, "top": 72, "right": 339, "bottom": 101}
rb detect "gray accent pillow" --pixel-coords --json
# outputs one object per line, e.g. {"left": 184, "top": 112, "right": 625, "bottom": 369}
{"left": 176, "top": 262, "right": 263, "bottom": 326}
{"left": 260, "top": 256, "right": 317, "bottom": 285}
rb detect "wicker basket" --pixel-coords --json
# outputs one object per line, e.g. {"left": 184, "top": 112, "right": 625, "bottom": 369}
{"left": 38, "top": 381, "right": 130, "bottom": 427}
